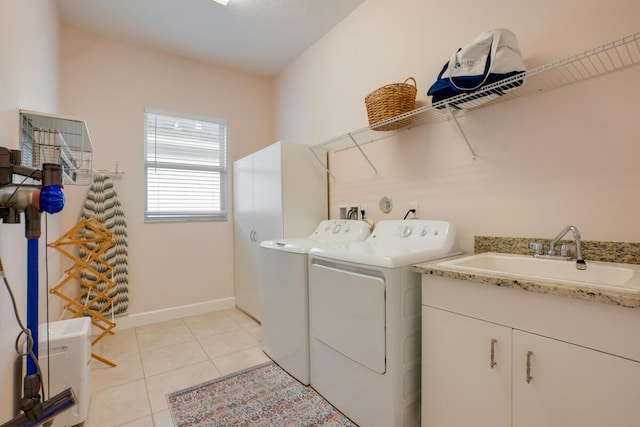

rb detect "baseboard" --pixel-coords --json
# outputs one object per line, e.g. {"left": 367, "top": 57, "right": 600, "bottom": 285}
{"left": 106, "top": 297, "right": 237, "bottom": 331}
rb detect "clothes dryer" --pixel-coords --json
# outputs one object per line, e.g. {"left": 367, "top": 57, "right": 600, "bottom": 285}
{"left": 259, "top": 219, "right": 370, "bottom": 385}
{"left": 308, "top": 220, "right": 460, "bottom": 427}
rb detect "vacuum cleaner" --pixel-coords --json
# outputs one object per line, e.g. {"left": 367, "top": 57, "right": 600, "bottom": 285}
{"left": 0, "top": 147, "right": 76, "bottom": 426}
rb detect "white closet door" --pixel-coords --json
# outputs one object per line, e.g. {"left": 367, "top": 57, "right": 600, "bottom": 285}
{"left": 233, "top": 155, "right": 257, "bottom": 318}
{"left": 252, "top": 142, "right": 283, "bottom": 246}
{"left": 234, "top": 143, "right": 283, "bottom": 321}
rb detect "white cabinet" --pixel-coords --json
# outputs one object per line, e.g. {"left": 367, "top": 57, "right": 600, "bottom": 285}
{"left": 421, "top": 276, "right": 640, "bottom": 427}
{"left": 513, "top": 330, "right": 640, "bottom": 427}
{"left": 422, "top": 307, "right": 511, "bottom": 427}
{"left": 233, "top": 141, "right": 327, "bottom": 320}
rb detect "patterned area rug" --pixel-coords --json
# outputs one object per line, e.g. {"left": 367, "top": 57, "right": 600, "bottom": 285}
{"left": 167, "top": 361, "right": 357, "bottom": 426}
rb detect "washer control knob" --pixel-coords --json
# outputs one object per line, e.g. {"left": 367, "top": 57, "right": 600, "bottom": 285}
{"left": 421, "top": 227, "right": 428, "bottom": 236}
{"left": 333, "top": 224, "right": 342, "bottom": 233}
{"left": 400, "top": 225, "right": 412, "bottom": 237}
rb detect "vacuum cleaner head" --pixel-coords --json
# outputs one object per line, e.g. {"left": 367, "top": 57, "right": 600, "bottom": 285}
{"left": 0, "top": 387, "right": 76, "bottom": 427}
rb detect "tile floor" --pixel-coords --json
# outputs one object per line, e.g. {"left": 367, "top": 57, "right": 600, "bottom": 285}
{"left": 83, "top": 308, "right": 267, "bottom": 426}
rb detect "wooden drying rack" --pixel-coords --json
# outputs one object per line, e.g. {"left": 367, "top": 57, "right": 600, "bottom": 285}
{"left": 48, "top": 217, "right": 118, "bottom": 367}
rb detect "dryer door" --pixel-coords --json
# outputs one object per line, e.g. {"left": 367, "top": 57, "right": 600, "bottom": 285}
{"left": 310, "top": 263, "right": 386, "bottom": 374}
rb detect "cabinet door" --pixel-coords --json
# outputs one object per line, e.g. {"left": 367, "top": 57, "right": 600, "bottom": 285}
{"left": 513, "top": 330, "right": 640, "bottom": 427}
{"left": 252, "top": 142, "right": 283, "bottom": 244}
{"left": 236, "top": 144, "right": 283, "bottom": 321}
{"left": 422, "top": 307, "right": 512, "bottom": 427}
{"left": 233, "top": 155, "right": 258, "bottom": 318}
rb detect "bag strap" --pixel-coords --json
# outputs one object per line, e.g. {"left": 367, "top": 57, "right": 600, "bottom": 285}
{"left": 449, "top": 30, "right": 501, "bottom": 92}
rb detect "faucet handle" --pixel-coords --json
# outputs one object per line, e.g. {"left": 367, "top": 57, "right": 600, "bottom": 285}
{"left": 560, "top": 243, "right": 576, "bottom": 258}
{"left": 529, "top": 242, "right": 544, "bottom": 256}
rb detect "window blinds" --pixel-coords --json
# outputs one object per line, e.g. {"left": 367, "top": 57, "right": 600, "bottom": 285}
{"left": 144, "top": 111, "right": 227, "bottom": 221}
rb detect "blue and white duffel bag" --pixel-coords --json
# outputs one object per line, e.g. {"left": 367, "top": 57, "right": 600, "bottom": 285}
{"left": 427, "top": 28, "right": 526, "bottom": 108}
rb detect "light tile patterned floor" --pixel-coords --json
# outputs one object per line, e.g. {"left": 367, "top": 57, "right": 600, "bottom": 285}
{"left": 83, "top": 308, "right": 266, "bottom": 427}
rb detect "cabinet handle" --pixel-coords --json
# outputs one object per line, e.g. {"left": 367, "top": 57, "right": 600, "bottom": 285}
{"left": 526, "top": 351, "right": 533, "bottom": 384}
{"left": 490, "top": 339, "right": 497, "bottom": 368}
{"left": 253, "top": 231, "right": 257, "bottom": 242}
{"left": 250, "top": 231, "right": 256, "bottom": 242}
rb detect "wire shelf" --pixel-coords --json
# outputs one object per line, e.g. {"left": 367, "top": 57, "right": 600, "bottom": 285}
{"left": 311, "top": 31, "right": 640, "bottom": 166}
{"left": 20, "top": 110, "right": 94, "bottom": 185}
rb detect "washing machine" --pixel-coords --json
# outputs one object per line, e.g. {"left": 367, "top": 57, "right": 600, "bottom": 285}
{"left": 259, "top": 219, "right": 371, "bottom": 385}
{"left": 308, "top": 219, "right": 460, "bottom": 427}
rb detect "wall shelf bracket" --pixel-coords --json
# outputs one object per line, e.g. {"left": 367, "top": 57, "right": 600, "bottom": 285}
{"left": 348, "top": 133, "right": 378, "bottom": 175}
{"left": 446, "top": 104, "right": 477, "bottom": 160}
{"left": 309, "top": 146, "right": 336, "bottom": 182}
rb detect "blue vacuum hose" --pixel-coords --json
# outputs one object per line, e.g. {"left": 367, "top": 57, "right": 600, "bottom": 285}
{"left": 26, "top": 238, "right": 39, "bottom": 376}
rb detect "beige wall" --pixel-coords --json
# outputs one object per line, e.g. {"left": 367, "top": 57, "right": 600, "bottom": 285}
{"left": 1, "top": 1, "right": 637, "bottom": 421}
{"left": 0, "top": 0, "right": 59, "bottom": 420}
{"left": 59, "top": 26, "right": 275, "bottom": 315}
{"left": 276, "top": 0, "right": 640, "bottom": 249}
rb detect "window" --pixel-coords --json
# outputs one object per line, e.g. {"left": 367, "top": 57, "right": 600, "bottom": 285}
{"left": 144, "top": 110, "right": 227, "bottom": 222}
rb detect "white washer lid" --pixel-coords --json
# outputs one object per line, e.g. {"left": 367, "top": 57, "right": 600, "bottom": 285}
{"left": 260, "top": 238, "right": 319, "bottom": 254}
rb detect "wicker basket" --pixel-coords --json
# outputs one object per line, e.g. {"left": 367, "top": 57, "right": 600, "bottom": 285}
{"left": 365, "top": 77, "right": 417, "bottom": 131}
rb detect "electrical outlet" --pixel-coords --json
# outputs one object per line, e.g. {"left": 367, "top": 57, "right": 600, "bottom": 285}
{"left": 359, "top": 204, "right": 367, "bottom": 219}
{"left": 409, "top": 201, "right": 419, "bottom": 219}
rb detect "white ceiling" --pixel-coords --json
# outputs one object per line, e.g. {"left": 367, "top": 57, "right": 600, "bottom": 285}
{"left": 56, "top": 0, "right": 366, "bottom": 76}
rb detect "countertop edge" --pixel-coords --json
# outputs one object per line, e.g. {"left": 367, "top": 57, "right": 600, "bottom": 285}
{"left": 412, "top": 259, "right": 640, "bottom": 309}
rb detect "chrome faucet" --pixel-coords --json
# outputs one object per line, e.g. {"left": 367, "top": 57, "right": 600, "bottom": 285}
{"left": 548, "top": 225, "right": 587, "bottom": 270}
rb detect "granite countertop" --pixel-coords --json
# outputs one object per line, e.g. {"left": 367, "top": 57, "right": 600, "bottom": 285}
{"left": 412, "top": 236, "right": 640, "bottom": 309}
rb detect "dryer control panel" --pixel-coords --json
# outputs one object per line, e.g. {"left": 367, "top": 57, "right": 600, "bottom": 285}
{"left": 370, "top": 220, "right": 449, "bottom": 242}
{"left": 311, "top": 219, "right": 370, "bottom": 242}
{"left": 309, "top": 219, "right": 461, "bottom": 268}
